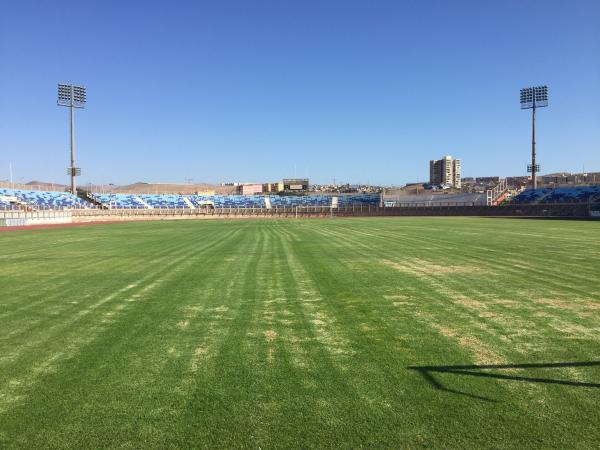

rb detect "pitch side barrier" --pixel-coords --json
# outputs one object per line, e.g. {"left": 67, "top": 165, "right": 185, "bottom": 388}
{"left": 0, "top": 210, "right": 72, "bottom": 226}
{"left": 379, "top": 203, "right": 596, "bottom": 218}
{"left": 65, "top": 202, "right": 599, "bottom": 220}
{"left": 71, "top": 205, "right": 379, "bottom": 220}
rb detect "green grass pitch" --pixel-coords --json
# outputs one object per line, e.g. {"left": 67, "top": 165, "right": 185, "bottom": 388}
{"left": 1, "top": 217, "right": 599, "bottom": 448}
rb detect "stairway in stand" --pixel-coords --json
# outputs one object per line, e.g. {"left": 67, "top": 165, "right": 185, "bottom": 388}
{"left": 135, "top": 196, "right": 152, "bottom": 209}
{"left": 183, "top": 196, "right": 196, "bottom": 209}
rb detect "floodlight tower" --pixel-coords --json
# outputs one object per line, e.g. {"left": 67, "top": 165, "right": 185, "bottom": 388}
{"left": 57, "top": 83, "right": 86, "bottom": 194}
{"left": 520, "top": 85, "right": 548, "bottom": 189}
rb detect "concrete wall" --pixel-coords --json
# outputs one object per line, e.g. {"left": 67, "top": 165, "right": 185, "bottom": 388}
{"left": 0, "top": 210, "right": 72, "bottom": 226}
{"left": 378, "top": 203, "right": 594, "bottom": 218}
{"left": 67, "top": 203, "right": 599, "bottom": 222}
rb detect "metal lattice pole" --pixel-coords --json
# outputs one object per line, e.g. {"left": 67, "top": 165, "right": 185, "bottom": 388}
{"left": 532, "top": 102, "right": 537, "bottom": 189}
{"left": 58, "top": 83, "right": 86, "bottom": 195}
{"left": 520, "top": 85, "right": 548, "bottom": 190}
{"left": 70, "top": 103, "right": 76, "bottom": 194}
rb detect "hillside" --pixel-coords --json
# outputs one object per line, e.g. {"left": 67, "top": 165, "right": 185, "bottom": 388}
{"left": 105, "top": 183, "right": 236, "bottom": 195}
{"left": 1, "top": 181, "right": 236, "bottom": 195}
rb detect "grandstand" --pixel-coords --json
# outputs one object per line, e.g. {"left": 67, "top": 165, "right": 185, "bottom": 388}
{"left": 0, "top": 187, "right": 381, "bottom": 211}
{"left": 2, "top": 185, "right": 600, "bottom": 225}
{"left": 3, "top": 184, "right": 600, "bottom": 212}
{"left": 91, "top": 192, "right": 380, "bottom": 209}
{"left": 511, "top": 185, "right": 600, "bottom": 204}
{"left": 193, "top": 195, "right": 266, "bottom": 209}
{"left": 3, "top": 183, "right": 600, "bottom": 209}
{"left": 0, "top": 188, "right": 93, "bottom": 209}
{"left": 90, "top": 193, "right": 146, "bottom": 209}
{"left": 383, "top": 192, "right": 487, "bottom": 207}
{"left": 384, "top": 185, "right": 600, "bottom": 208}
{"left": 141, "top": 194, "right": 191, "bottom": 209}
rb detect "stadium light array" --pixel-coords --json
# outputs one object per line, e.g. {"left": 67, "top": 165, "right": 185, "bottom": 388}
{"left": 520, "top": 85, "right": 548, "bottom": 189}
{"left": 57, "top": 83, "right": 86, "bottom": 194}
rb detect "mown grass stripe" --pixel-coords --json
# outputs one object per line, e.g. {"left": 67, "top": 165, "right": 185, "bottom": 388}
{"left": 0, "top": 218, "right": 599, "bottom": 449}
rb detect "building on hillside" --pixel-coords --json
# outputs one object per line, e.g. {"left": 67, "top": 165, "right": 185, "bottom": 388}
{"left": 235, "top": 178, "right": 310, "bottom": 195}
{"left": 506, "top": 176, "right": 530, "bottom": 188}
{"left": 236, "top": 184, "right": 264, "bottom": 195}
{"left": 264, "top": 182, "right": 283, "bottom": 193}
{"left": 429, "top": 155, "right": 461, "bottom": 188}
{"left": 476, "top": 176, "right": 501, "bottom": 184}
{"left": 540, "top": 172, "right": 600, "bottom": 187}
{"left": 282, "top": 178, "right": 309, "bottom": 192}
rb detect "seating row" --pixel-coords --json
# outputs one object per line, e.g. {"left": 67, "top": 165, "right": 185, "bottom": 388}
{"left": 0, "top": 188, "right": 94, "bottom": 209}
{"left": 511, "top": 186, "right": 600, "bottom": 204}
{"left": 91, "top": 193, "right": 381, "bottom": 209}
{"left": 0, "top": 188, "right": 382, "bottom": 210}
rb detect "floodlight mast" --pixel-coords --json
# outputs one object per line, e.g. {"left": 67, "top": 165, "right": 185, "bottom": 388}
{"left": 532, "top": 102, "right": 536, "bottom": 188}
{"left": 57, "top": 84, "right": 86, "bottom": 194}
{"left": 69, "top": 103, "right": 75, "bottom": 193}
{"left": 520, "top": 85, "right": 548, "bottom": 189}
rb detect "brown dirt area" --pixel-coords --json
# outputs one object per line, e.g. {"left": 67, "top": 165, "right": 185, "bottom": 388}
{"left": 264, "top": 330, "right": 277, "bottom": 342}
{"left": 383, "top": 259, "right": 480, "bottom": 276}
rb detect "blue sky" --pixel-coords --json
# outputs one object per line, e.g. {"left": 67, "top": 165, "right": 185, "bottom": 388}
{"left": 1, "top": 0, "right": 599, "bottom": 186}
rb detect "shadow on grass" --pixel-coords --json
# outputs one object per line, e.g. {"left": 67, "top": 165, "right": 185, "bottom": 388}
{"left": 408, "top": 361, "right": 600, "bottom": 402}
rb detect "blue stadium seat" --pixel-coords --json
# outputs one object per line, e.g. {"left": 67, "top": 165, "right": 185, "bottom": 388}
{"left": 91, "top": 193, "right": 147, "bottom": 209}
{"left": 336, "top": 193, "right": 381, "bottom": 206}
{"left": 511, "top": 186, "right": 600, "bottom": 204}
{"left": 86, "top": 192, "right": 381, "bottom": 209}
{"left": 0, "top": 188, "right": 94, "bottom": 209}
{"left": 139, "top": 194, "right": 189, "bottom": 208}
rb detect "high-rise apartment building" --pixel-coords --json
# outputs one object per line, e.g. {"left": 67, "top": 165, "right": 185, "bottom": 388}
{"left": 429, "top": 155, "right": 461, "bottom": 188}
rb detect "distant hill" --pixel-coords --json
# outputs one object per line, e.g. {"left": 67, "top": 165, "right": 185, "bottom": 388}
{"left": 1, "top": 180, "right": 236, "bottom": 194}
{"left": 25, "top": 181, "right": 69, "bottom": 190}
{"left": 543, "top": 172, "right": 571, "bottom": 177}
{"left": 385, "top": 183, "right": 462, "bottom": 196}
{"left": 100, "top": 182, "right": 236, "bottom": 195}
{"left": 0, "top": 180, "right": 68, "bottom": 191}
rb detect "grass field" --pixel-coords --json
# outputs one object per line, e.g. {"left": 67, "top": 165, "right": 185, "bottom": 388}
{"left": 1, "top": 217, "right": 600, "bottom": 449}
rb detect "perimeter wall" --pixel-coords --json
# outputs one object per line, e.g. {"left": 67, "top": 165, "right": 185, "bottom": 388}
{"left": 0, "top": 210, "right": 72, "bottom": 226}
{"left": 2, "top": 203, "right": 597, "bottom": 226}
{"left": 65, "top": 203, "right": 599, "bottom": 221}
